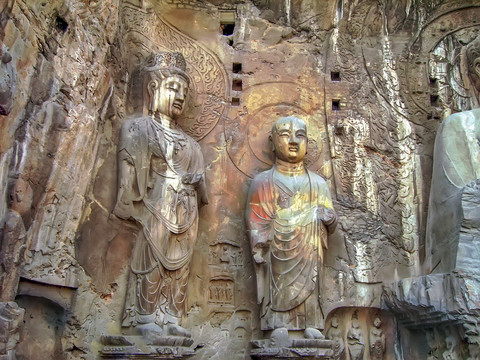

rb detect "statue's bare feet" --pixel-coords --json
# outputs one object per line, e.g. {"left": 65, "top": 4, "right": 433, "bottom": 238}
{"left": 304, "top": 327, "right": 325, "bottom": 339}
{"left": 165, "top": 323, "right": 192, "bottom": 338}
{"left": 137, "top": 323, "right": 164, "bottom": 343}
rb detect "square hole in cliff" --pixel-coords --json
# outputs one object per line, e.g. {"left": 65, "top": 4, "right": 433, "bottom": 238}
{"left": 332, "top": 99, "right": 341, "bottom": 110}
{"left": 331, "top": 71, "right": 341, "bottom": 81}
{"left": 220, "top": 11, "right": 235, "bottom": 35}
{"left": 232, "top": 79, "right": 243, "bottom": 91}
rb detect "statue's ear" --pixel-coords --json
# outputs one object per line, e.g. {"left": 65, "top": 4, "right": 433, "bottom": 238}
{"left": 269, "top": 134, "right": 275, "bottom": 153}
{"left": 147, "top": 79, "right": 159, "bottom": 113}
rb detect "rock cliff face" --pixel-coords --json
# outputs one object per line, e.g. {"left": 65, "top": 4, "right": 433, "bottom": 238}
{"left": 1, "top": 0, "right": 480, "bottom": 359}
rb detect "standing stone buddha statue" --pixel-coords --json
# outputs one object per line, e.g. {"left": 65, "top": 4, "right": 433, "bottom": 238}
{"left": 425, "top": 35, "right": 480, "bottom": 274}
{"left": 113, "top": 51, "right": 208, "bottom": 338}
{"left": 245, "top": 116, "right": 337, "bottom": 338}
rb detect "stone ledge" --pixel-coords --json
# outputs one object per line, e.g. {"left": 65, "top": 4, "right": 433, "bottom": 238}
{"left": 99, "top": 334, "right": 195, "bottom": 359}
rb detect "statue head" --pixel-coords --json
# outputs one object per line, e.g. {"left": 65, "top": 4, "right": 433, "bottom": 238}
{"left": 445, "top": 335, "right": 456, "bottom": 351}
{"left": 466, "top": 36, "right": 480, "bottom": 93}
{"left": 142, "top": 52, "right": 190, "bottom": 119}
{"left": 7, "top": 177, "right": 32, "bottom": 215}
{"left": 373, "top": 317, "right": 381, "bottom": 328}
{"left": 331, "top": 315, "right": 339, "bottom": 328}
{"left": 270, "top": 116, "right": 307, "bottom": 164}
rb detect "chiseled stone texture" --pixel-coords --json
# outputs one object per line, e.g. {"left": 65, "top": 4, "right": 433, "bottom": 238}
{"left": 1, "top": 0, "right": 480, "bottom": 359}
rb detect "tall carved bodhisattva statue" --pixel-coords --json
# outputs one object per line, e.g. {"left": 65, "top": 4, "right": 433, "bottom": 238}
{"left": 369, "top": 317, "right": 385, "bottom": 360}
{"left": 246, "top": 116, "right": 337, "bottom": 336}
{"left": 114, "top": 52, "right": 208, "bottom": 337}
{"left": 425, "top": 36, "right": 480, "bottom": 273}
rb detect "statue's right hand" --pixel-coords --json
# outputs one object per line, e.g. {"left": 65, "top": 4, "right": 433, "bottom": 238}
{"left": 253, "top": 252, "right": 266, "bottom": 264}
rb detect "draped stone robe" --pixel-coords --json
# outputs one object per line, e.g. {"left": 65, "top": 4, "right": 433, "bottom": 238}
{"left": 425, "top": 108, "right": 480, "bottom": 273}
{"left": 246, "top": 165, "right": 336, "bottom": 330}
{"left": 114, "top": 115, "right": 207, "bottom": 327}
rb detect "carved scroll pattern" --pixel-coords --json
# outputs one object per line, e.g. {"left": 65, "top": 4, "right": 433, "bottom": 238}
{"left": 327, "top": 5, "right": 420, "bottom": 281}
{"left": 121, "top": 4, "right": 228, "bottom": 141}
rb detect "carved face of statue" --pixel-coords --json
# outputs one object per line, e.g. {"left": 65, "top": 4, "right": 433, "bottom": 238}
{"left": 8, "top": 178, "right": 32, "bottom": 215}
{"left": 151, "top": 74, "right": 188, "bottom": 119}
{"left": 331, "top": 316, "right": 339, "bottom": 328}
{"left": 445, "top": 336, "right": 455, "bottom": 351}
{"left": 374, "top": 317, "right": 381, "bottom": 328}
{"left": 270, "top": 117, "right": 307, "bottom": 164}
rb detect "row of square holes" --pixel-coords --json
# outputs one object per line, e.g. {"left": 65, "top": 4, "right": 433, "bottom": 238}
{"left": 232, "top": 63, "right": 242, "bottom": 106}
{"left": 231, "top": 69, "right": 342, "bottom": 107}
{"left": 219, "top": 21, "right": 397, "bottom": 111}
{"left": 230, "top": 70, "right": 445, "bottom": 110}
{"left": 220, "top": 19, "right": 242, "bottom": 105}
{"left": 331, "top": 71, "right": 341, "bottom": 110}
{"left": 228, "top": 60, "right": 441, "bottom": 109}
{"left": 329, "top": 73, "right": 441, "bottom": 109}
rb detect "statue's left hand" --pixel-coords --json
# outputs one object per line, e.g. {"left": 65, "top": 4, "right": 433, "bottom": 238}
{"left": 317, "top": 207, "right": 336, "bottom": 225}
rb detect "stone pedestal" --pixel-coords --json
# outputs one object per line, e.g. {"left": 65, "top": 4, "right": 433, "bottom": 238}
{"left": 251, "top": 338, "right": 333, "bottom": 360}
{"left": 99, "top": 335, "right": 194, "bottom": 359}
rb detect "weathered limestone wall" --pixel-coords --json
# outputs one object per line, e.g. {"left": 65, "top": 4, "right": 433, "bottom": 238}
{"left": 1, "top": 0, "right": 480, "bottom": 359}
{"left": 0, "top": 0, "right": 121, "bottom": 358}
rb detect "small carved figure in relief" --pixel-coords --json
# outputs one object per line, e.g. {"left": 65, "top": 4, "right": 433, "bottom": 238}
{"left": 347, "top": 314, "right": 365, "bottom": 360}
{"left": 425, "top": 35, "right": 480, "bottom": 273}
{"left": 113, "top": 51, "right": 208, "bottom": 338}
{"left": 326, "top": 315, "right": 345, "bottom": 360}
{"left": 369, "top": 317, "right": 385, "bottom": 360}
{"left": 442, "top": 335, "right": 459, "bottom": 360}
{"left": 245, "top": 116, "right": 337, "bottom": 338}
{"left": 209, "top": 283, "right": 217, "bottom": 301}
{"left": 0, "top": 178, "right": 32, "bottom": 302}
{"left": 220, "top": 245, "right": 231, "bottom": 264}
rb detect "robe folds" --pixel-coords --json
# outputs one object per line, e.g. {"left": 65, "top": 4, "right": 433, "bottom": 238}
{"left": 114, "top": 115, "right": 207, "bottom": 327}
{"left": 425, "top": 108, "right": 480, "bottom": 273}
{"left": 246, "top": 166, "right": 336, "bottom": 330}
